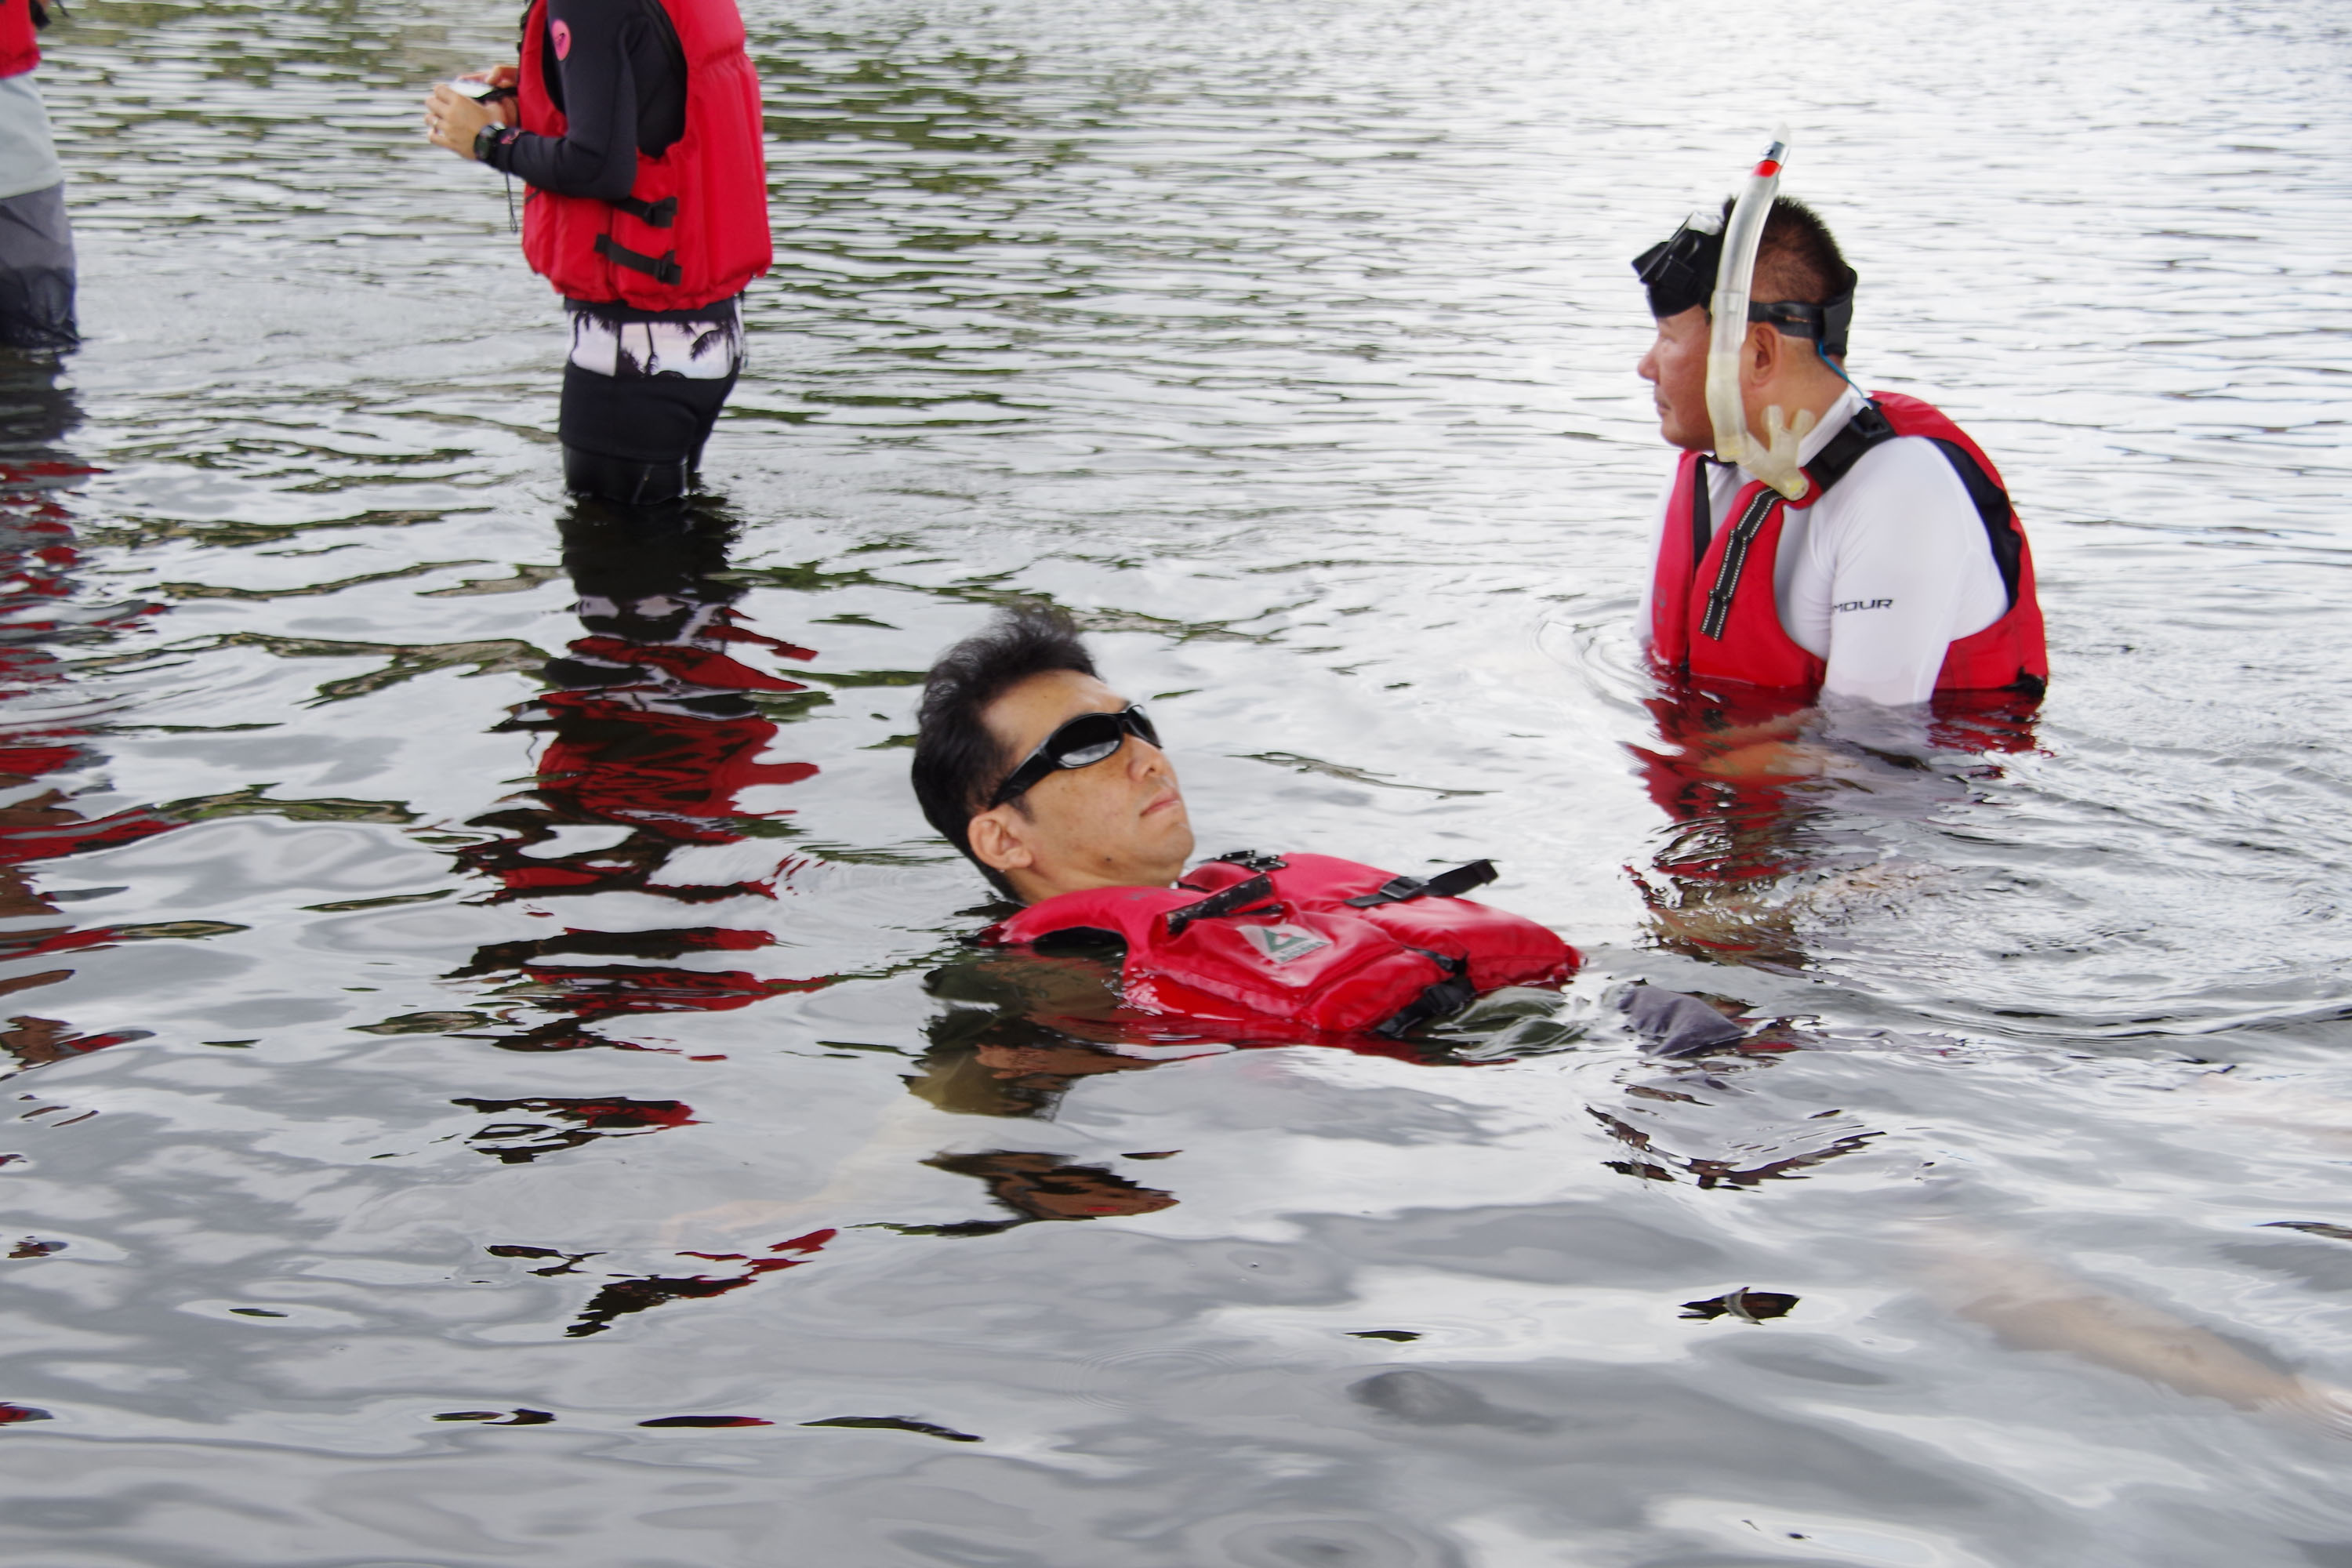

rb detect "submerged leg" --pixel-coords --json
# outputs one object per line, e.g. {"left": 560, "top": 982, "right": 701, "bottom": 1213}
{"left": 0, "top": 181, "right": 74, "bottom": 351}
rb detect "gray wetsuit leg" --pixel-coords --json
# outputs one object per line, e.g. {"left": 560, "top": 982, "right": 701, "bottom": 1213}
{"left": 0, "top": 180, "right": 73, "bottom": 350}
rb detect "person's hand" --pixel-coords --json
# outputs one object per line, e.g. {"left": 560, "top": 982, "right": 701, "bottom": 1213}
{"left": 465, "top": 66, "right": 522, "bottom": 127}
{"left": 1691, "top": 739, "right": 1838, "bottom": 780}
{"left": 424, "top": 82, "right": 498, "bottom": 159}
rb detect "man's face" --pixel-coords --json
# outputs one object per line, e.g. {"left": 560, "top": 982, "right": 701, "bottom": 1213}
{"left": 1637, "top": 306, "right": 1712, "bottom": 452}
{"left": 968, "top": 669, "right": 1193, "bottom": 902}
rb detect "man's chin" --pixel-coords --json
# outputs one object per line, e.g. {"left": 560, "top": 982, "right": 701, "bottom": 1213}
{"left": 1150, "top": 810, "right": 1195, "bottom": 870}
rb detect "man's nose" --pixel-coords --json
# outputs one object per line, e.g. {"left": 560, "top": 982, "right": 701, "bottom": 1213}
{"left": 1637, "top": 339, "right": 1662, "bottom": 383}
{"left": 1127, "top": 736, "right": 1171, "bottom": 779}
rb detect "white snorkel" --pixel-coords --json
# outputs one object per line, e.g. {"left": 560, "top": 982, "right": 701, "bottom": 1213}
{"left": 1705, "top": 127, "right": 1813, "bottom": 501}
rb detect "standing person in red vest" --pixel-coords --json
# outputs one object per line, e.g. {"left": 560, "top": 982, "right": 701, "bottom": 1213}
{"left": 1630, "top": 187, "right": 2046, "bottom": 708}
{"left": 423, "top": 0, "right": 771, "bottom": 504}
{"left": 0, "top": 0, "right": 77, "bottom": 350}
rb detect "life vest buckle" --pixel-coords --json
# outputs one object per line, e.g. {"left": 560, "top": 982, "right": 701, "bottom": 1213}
{"left": 1343, "top": 858, "right": 1497, "bottom": 908}
{"left": 612, "top": 194, "right": 679, "bottom": 229}
{"left": 1161, "top": 872, "right": 1276, "bottom": 939}
{"left": 1211, "top": 850, "right": 1288, "bottom": 873}
{"left": 593, "top": 233, "right": 684, "bottom": 285}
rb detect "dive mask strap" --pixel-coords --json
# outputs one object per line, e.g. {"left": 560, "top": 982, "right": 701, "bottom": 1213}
{"left": 1748, "top": 266, "right": 1858, "bottom": 361}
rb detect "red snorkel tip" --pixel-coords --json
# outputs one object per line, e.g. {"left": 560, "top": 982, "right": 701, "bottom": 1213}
{"left": 1755, "top": 158, "right": 1781, "bottom": 176}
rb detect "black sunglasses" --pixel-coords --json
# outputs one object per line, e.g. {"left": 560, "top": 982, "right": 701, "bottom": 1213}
{"left": 989, "top": 705, "right": 1160, "bottom": 808}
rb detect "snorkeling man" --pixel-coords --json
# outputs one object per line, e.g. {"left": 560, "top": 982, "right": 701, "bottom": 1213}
{"left": 1632, "top": 182, "right": 2046, "bottom": 707}
{"left": 909, "top": 607, "right": 1578, "bottom": 1039}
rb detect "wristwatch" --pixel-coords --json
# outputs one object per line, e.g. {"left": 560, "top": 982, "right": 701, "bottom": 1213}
{"left": 472, "top": 122, "right": 508, "bottom": 165}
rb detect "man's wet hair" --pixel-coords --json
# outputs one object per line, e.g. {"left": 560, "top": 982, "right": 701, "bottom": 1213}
{"left": 913, "top": 604, "right": 1097, "bottom": 898}
{"left": 1740, "top": 194, "right": 1852, "bottom": 310}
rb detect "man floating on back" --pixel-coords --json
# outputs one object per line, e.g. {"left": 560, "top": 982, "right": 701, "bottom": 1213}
{"left": 910, "top": 607, "right": 1578, "bottom": 1040}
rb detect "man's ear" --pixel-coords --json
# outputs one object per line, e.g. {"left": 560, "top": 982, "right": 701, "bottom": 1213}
{"left": 1743, "top": 321, "right": 1784, "bottom": 382}
{"left": 966, "top": 806, "right": 1036, "bottom": 877}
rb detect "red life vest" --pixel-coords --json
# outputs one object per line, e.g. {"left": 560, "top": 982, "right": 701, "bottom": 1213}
{"left": 1648, "top": 392, "right": 2048, "bottom": 695}
{"left": 516, "top": 0, "right": 771, "bottom": 310}
{"left": 985, "top": 852, "right": 1580, "bottom": 1037}
{"left": 0, "top": 0, "right": 40, "bottom": 80}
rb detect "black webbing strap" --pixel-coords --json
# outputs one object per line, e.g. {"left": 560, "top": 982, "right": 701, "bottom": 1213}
{"left": 1343, "top": 858, "right": 1497, "bottom": 909}
{"left": 1374, "top": 954, "right": 1476, "bottom": 1038}
{"left": 1927, "top": 437, "right": 2024, "bottom": 608}
{"left": 1695, "top": 399, "right": 2027, "bottom": 642}
{"left": 1697, "top": 485, "right": 1781, "bottom": 642}
{"left": 1162, "top": 873, "right": 1275, "bottom": 939}
{"left": 610, "top": 194, "right": 678, "bottom": 228}
{"left": 1806, "top": 397, "right": 1896, "bottom": 488}
{"left": 1210, "top": 850, "right": 1288, "bottom": 873}
{"left": 1802, "top": 400, "right": 2024, "bottom": 608}
{"left": 594, "top": 233, "right": 683, "bottom": 285}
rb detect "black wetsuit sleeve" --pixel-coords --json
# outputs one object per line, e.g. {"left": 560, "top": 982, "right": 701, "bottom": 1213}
{"left": 486, "top": 0, "right": 671, "bottom": 201}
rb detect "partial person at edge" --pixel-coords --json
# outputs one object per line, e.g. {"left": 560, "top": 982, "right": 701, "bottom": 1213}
{"left": 0, "top": 0, "right": 78, "bottom": 350}
{"left": 424, "top": 0, "right": 771, "bottom": 505}
{"left": 1631, "top": 194, "right": 2046, "bottom": 708}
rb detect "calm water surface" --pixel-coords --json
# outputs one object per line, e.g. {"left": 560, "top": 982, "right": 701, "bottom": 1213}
{"left": 2, "top": 0, "right": 2350, "bottom": 1562}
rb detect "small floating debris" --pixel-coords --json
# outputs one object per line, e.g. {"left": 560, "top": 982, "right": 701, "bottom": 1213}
{"left": 434, "top": 1410, "right": 554, "bottom": 1425}
{"left": 800, "top": 1415, "right": 981, "bottom": 1443}
{"left": 1347, "top": 1330, "right": 1422, "bottom": 1342}
{"left": 2260, "top": 1221, "right": 2352, "bottom": 1243}
{"left": 637, "top": 1415, "right": 774, "bottom": 1428}
{"left": 0, "top": 1403, "right": 52, "bottom": 1424}
{"left": 227, "top": 1308, "right": 289, "bottom": 1318}
{"left": 8, "top": 1238, "right": 62, "bottom": 1258}
{"left": 1122, "top": 1150, "right": 1181, "bottom": 1160}
{"left": 1680, "top": 1287, "right": 1798, "bottom": 1323}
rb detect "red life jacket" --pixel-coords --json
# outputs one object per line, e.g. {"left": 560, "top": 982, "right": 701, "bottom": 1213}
{"left": 1647, "top": 392, "right": 2048, "bottom": 695}
{"left": 985, "top": 852, "right": 1579, "bottom": 1037}
{"left": 0, "top": 0, "right": 40, "bottom": 80}
{"left": 516, "top": 0, "right": 771, "bottom": 310}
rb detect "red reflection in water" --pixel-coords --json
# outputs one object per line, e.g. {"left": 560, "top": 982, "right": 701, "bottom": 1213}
{"left": 448, "top": 506, "right": 837, "bottom": 1057}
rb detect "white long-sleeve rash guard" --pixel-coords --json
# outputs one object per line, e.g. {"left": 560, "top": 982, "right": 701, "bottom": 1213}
{"left": 1635, "top": 387, "right": 2010, "bottom": 708}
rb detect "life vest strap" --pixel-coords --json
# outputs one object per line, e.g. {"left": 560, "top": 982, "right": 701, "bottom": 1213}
{"left": 1374, "top": 956, "right": 1476, "bottom": 1039}
{"left": 1699, "top": 486, "right": 1780, "bottom": 642}
{"left": 1343, "top": 858, "right": 1497, "bottom": 908}
{"left": 1209, "top": 849, "right": 1288, "bottom": 873}
{"left": 593, "top": 233, "right": 684, "bottom": 285}
{"left": 1766, "top": 398, "right": 2022, "bottom": 606}
{"left": 1161, "top": 872, "right": 1274, "bottom": 938}
{"left": 1689, "top": 455, "right": 1719, "bottom": 561}
{"left": 610, "top": 194, "right": 679, "bottom": 229}
{"left": 1805, "top": 398, "right": 1896, "bottom": 489}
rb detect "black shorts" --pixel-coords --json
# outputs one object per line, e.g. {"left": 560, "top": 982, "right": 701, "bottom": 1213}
{"left": 557, "top": 361, "right": 739, "bottom": 467}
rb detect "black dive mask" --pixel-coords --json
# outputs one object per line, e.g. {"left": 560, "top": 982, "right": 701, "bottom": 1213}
{"left": 1632, "top": 211, "right": 1724, "bottom": 320}
{"left": 1632, "top": 214, "right": 1858, "bottom": 360}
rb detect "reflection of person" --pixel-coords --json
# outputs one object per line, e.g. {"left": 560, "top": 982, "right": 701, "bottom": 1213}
{"left": 0, "top": 0, "right": 76, "bottom": 349}
{"left": 1631, "top": 194, "right": 2045, "bottom": 706}
{"left": 909, "top": 607, "right": 1577, "bottom": 1037}
{"left": 453, "top": 502, "right": 824, "bottom": 1051}
{"left": 423, "top": 0, "right": 770, "bottom": 503}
